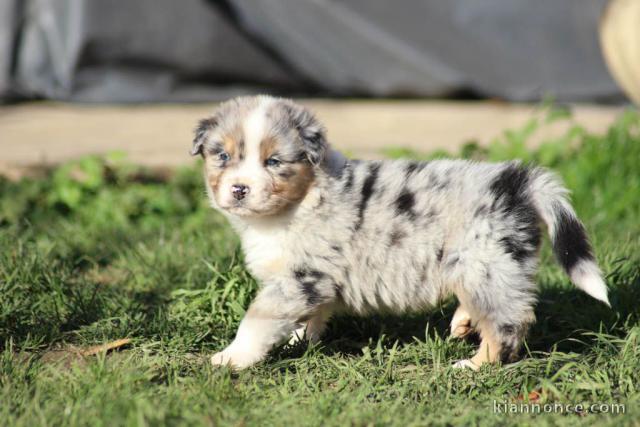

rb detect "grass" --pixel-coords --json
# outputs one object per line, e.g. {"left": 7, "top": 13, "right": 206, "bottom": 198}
{"left": 1, "top": 106, "right": 639, "bottom": 426}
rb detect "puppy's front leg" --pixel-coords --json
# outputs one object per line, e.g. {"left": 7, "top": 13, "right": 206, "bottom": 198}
{"left": 211, "top": 282, "right": 323, "bottom": 369}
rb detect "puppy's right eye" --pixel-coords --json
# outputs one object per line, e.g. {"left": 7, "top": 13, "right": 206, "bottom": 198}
{"left": 218, "top": 152, "right": 230, "bottom": 162}
{"left": 265, "top": 157, "right": 281, "bottom": 167}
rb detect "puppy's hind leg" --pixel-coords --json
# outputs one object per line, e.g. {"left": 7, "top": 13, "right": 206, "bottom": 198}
{"left": 453, "top": 273, "right": 536, "bottom": 370}
{"left": 289, "top": 304, "right": 333, "bottom": 345}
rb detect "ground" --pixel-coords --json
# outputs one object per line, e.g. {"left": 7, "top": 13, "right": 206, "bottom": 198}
{"left": 1, "top": 105, "right": 639, "bottom": 426}
{"left": 0, "top": 100, "right": 623, "bottom": 170}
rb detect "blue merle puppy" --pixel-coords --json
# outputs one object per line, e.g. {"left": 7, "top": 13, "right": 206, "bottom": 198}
{"left": 191, "top": 95, "right": 610, "bottom": 370}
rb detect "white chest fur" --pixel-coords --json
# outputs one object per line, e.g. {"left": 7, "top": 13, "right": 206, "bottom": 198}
{"left": 238, "top": 219, "right": 291, "bottom": 281}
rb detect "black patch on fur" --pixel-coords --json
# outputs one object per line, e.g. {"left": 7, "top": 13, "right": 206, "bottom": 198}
{"left": 497, "top": 324, "right": 525, "bottom": 363}
{"left": 293, "top": 268, "right": 326, "bottom": 306}
{"left": 294, "top": 151, "right": 308, "bottom": 163}
{"left": 489, "top": 163, "right": 541, "bottom": 264}
{"left": 436, "top": 247, "right": 444, "bottom": 263}
{"left": 499, "top": 343, "right": 519, "bottom": 364}
{"left": 293, "top": 269, "right": 305, "bottom": 280}
{"left": 332, "top": 282, "right": 343, "bottom": 301}
{"left": 237, "top": 139, "right": 245, "bottom": 161}
{"left": 489, "top": 163, "right": 530, "bottom": 213}
{"left": 294, "top": 268, "right": 324, "bottom": 280}
{"left": 506, "top": 227, "right": 540, "bottom": 264}
{"left": 552, "top": 205, "right": 594, "bottom": 272}
{"left": 303, "top": 133, "right": 325, "bottom": 165}
{"left": 389, "top": 228, "right": 406, "bottom": 246}
{"left": 405, "top": 161, "right": 426, "bottom": 180}
{"left": 300, "top": 282, "right": 322, "bottom": 306}
{"left": 354, "top": 163, "right": 381, "bottom": 231}
{"left": 283, "top": 104, "right": 327, "bottom": 165}
{"left": 191, "top": 117, "right": 217, "bottom": 156}
{"left": 330, "top": 244, "right": 342, "bottom": 253}
{"left": 499, "top": 235, "right": 533, "bottom": 263}
{"left": 395, "top": 190, "right": 416, "bottom": 218}
{"left": 342, "top": 165, "right": 355, "bottom": 192}
{"left": 405, "top": 162, "right": 419, "bottom": 177}
{"left": 309, "top": 270, "right": 324, "bottom": 280}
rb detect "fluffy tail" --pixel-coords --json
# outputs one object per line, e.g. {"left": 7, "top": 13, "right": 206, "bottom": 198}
{"left": 528, "top": 168, "right": 610, "bottom": 306}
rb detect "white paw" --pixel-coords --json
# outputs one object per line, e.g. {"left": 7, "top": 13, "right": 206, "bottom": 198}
{"left": 450, "top": 309, "right": 473, "bottom": 338}
{"left": 452, "top": 359, "right": 480, "bottom": 371}
{"left": 210, "top": 346, "right": 263, "bottom": 370}
{"left": 288, "top": 326, "right": 307, "bottom": 345}
{"left": 451, "top": 323, "right": 472, "bottom": 338}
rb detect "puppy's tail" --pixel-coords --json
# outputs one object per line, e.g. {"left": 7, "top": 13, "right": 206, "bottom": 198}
{"left": 529, "top": 168, "right": 610, "bottom": 306}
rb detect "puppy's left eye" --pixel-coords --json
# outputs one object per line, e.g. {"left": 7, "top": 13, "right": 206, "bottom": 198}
{"left": 265, "top": 157, "right": 281, "bottom": 167}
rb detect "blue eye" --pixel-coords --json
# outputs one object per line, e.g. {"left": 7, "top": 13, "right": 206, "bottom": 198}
{"left": 265, "top": 157, "right": 281, "bottom": 167}
{"left": 218, "top": 152, "right": 230, "bottom": 162}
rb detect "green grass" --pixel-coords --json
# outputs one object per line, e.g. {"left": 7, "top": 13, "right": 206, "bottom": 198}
{"left": 1, "top": 107, "right": 639, "bottom": 426}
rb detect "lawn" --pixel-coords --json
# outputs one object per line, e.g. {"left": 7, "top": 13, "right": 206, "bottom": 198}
{"left": 1, "top": 107, "right": 639, "bottom": 426}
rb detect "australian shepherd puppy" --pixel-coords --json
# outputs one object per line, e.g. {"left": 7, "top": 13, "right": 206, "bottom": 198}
{"left": 191, "top": 95, "right": 609, "bottom": 370}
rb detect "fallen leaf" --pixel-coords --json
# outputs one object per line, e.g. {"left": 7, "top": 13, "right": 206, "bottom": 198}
{"left": 517, "top": 389, "right": 542, "bottom": 402}
{"left": 80, "top": 338, "right": 132, "bottom": 356}
{"left": 528, "top": 390, "right": 541, "bottom": 402}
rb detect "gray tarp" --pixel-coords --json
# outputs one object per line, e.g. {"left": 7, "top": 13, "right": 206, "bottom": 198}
{"left": 0, "top": 0, "right": 621, "bottom": 102}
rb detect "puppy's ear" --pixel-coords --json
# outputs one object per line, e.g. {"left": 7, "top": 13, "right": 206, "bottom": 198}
{"left": 191, "top": 117, "right": 217, "bottom": 156}
{"left": 284, "top": 103, "right": 327, "bottom": 166}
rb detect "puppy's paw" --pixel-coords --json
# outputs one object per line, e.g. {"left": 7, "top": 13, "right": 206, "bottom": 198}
{"left": 288, "top": 326, "right": 307, "bottom": 346}
{"left": 451, "top": 321, "right": 472, "bottom": 339}
{"left": 452, "top": 359, "right": 480, "bottom": 371}
{"left": 210, "top": 346, "right": 263, "bottom": 370}
{"left": 450, "top": 308, "right": 473, "bottom": 338}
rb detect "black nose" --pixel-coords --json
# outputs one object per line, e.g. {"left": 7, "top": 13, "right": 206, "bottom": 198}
{"left": 231, "top": 184, "right": 250, "bottom": 200}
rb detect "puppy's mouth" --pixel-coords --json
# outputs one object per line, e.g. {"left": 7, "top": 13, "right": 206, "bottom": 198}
{"left": 219, "top": 200, "right": 273, "bottom": 217}
{"left": 220, "top": 197, "right": 294, "bottom": 218}
{"left": 221, "top": 204, "right": 260, "bottom": 217}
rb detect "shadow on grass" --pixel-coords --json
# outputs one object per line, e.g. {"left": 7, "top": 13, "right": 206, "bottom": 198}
{"left": 274, "top": 267, "right": 639, "bottom": 362}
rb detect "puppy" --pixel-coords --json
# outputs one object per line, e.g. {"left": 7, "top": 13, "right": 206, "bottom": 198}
{"left": 191, "top": 95, "right": 609, "bottom": 370}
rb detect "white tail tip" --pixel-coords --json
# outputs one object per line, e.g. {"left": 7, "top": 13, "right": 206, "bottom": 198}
{"left": 570, "top": 260, "right": 611, "bottom": 307}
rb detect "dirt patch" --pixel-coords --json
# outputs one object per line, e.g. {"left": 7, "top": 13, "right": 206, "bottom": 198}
{"left": 36, "top": 339, "right": 133, "bottom": 369}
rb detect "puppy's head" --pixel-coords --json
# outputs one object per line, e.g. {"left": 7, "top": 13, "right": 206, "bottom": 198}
{"left": 191, "top": 96, "right": 327, "bottom": 217}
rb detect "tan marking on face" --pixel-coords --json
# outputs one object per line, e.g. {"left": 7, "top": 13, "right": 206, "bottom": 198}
{"left": 259, "top": 136, "right": 278, "bottom": 164}
{"left": 204, "top": 131, "right": 244, "bottom": 196}
{"left": 205, "top": 159, "right": 224, "bottom": 194}
{"left": 221, "top": 125, "right": 245, "bottom": 160}
{"left": 223, "top": 136, "right": 237, "bottom": 159}
{"left": 272, "top": 162, "right": 315, "bottom": 205}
